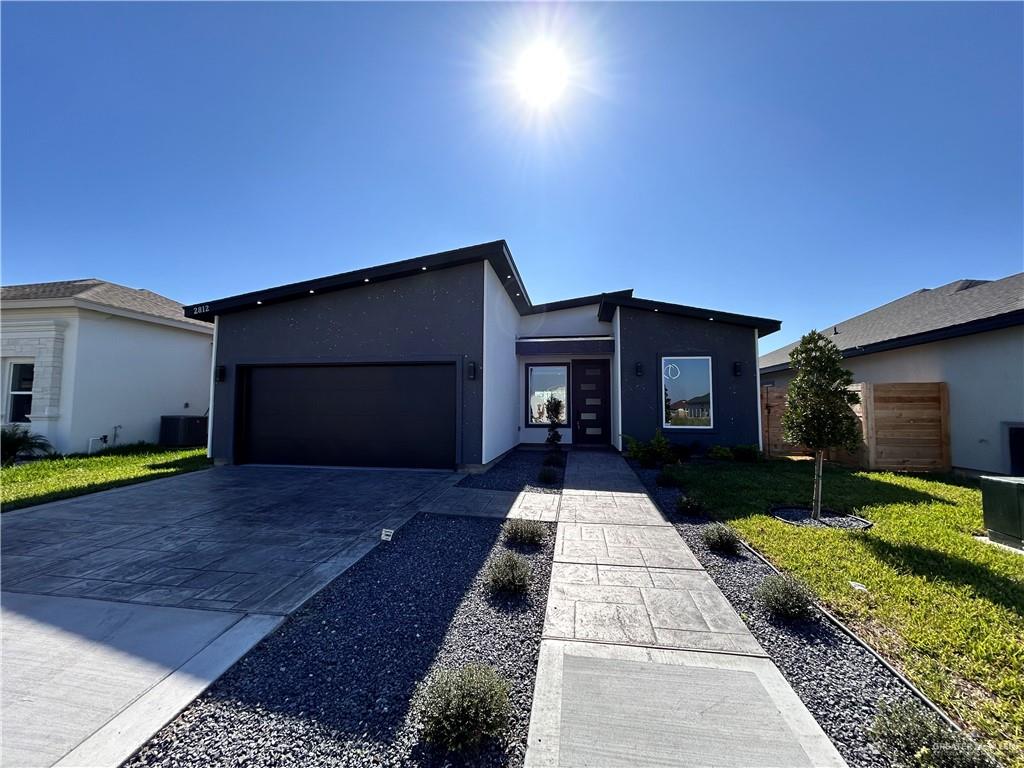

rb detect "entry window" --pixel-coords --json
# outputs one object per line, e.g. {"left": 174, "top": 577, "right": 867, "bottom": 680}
{"left": 662, "top": 356, "right": 712, "bottom": 428}
{"left": 8, "top": 363, "right": 34, "bottom": 423}
{"left": 526, "top": 364, "right": 568, "bottom": 426}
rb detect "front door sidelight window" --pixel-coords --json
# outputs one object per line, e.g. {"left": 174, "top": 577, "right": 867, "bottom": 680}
{"left": 526, "top": 364, "right": 568, "bottom": 426}
{"left": 662, "top": 356, "right": 712, "bottom": 428}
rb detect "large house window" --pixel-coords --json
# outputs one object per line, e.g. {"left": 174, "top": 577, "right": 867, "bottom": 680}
{"left": 526, "top": 364, "right": 568, "bottom": 426}
{"left": 8, "top": 363, "right": 34, "bottom": 423}
{"left": 662, "top": 356, "right": 712, "bottom": 428}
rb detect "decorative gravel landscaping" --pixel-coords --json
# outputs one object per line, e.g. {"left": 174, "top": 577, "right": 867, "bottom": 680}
{"left": 125, "top": 513, "right": 554, "bottom": 768}
{"left": 0, "top": 444, "right": 210, "bottom": 511}
{"left": 770, "top": 505, "right": 873, "bottom": 530}
{"left": 458, "top": 448, "right": 564, "bottom": 494}
{"left": 636, "top": 458, "right": 1020, "bottom": 768}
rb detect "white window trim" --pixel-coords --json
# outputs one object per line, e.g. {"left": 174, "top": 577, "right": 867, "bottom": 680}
{"left": 661, "top": 355, "right": 714, "bottom": 430}
{"left": 6, "top": 360, "right": 35, "bottom": 424}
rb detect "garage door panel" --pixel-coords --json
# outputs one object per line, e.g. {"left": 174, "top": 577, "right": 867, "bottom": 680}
{"left": 240, "top": 364, "right": 456, "bottom": 469}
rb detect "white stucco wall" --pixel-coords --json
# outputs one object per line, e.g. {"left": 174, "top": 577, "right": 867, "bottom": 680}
{"left": 762, "top": 326, "right": 1024, "bottom": 474}
{"left": 482, "top": 262, "right": 522, "bottom": 463}
{"left": 518, "top": 304, "right": 612, "bottom": 337}
{"left": 68, "top": 311, "right": 212, "bottom": 453}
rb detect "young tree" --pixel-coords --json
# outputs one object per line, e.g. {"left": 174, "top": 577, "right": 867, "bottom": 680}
{"left": 544, "top": 395, "right": 564, "bottom": 451}
{"left": 781, "top": 330, "right": 862, "bottom": 519}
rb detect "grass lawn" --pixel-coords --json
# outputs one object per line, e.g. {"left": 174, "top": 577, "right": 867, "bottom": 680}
{"left": 668, "top": 458, "right": 1024, "bottom": 768}
{"left": 1, "top": 445, "right": 210, "bottom": 512}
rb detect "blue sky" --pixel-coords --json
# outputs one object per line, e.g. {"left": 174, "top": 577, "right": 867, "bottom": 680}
{"left": 3, "top": 2, "right": 1021, "bottom": 352}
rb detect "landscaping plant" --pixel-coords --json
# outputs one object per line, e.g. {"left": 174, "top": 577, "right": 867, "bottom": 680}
{"left": 754, "top": 573, "right": 815, "bottom": 620}
{"left": 503, "top": 518, "right": 547, "bottom": 547}
{"left": 731, "top": 444, "right": 762, "bottom": 463}
{"left": 485, "top": 551, "right": 531, "bottom": 594}
{"left": 868, "top": 700, "right": 998, "bottom": 768}
{"left": 544, "top": 395, "right": 563, "bottom": 451}
{"left": 707, "top": 445, "right": 734, "bottom": 461}
{"left": 656, "top": 467, "right": 684, "bottom": 487}
{"left": 1, "top": 424, "right": 54, "bottom": 466}
{"left": 542, "top": 452, "right": 565, "bottom": 468}
{"left": 623, "top": 430, "right": 675, "bottom": 468}
{"left": 701, "top": 522, "right": 742, "bottom": 554}
{"left": 781, "top": 330, "right": 862, "bottom": 519}
{"left": 419, "top": 664, "right": 511, "bottom": 753}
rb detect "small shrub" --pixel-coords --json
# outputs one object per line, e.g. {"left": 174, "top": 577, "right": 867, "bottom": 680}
{"left": 537, "top": 467, "right": 559, "bottom": 484}
{"left": 544, "top": 396, "right": 564, "bottom": 450}
{"left": 731, "top": 444, "right": 762, "bottom": 463}
{"left": 542, "top": 452, "right": 565, "bottom": 468}
{"left": 701, "top": 523, "right": 741, "bottom": 554}
{"left": 707, "top": 445, "right": 734, "bottom": 461}
{"left": 486, "top": 551, "right": 531, "bottom": 594}
{"left": 671, "top": 443, "right": 693, "bottom": 463}
{"left": 675, "top": 494, "right": 704, "bottom": 516}
{"left": 868, "top": 700, "right": 998, "bottom": 768}
{"left": 754, "top": 574, "right": 815, "bottom": 620}
{"left": 1, "top": 424, "right": 55, "bottom": 466}
{"left": 624, "top": 430, "right": 675, "bottom": 468}
{"left": 503, "top": 519, "right": 547, "bottom": 546}
{"left": 419, "top": 664, "right": 511, "bottom": 752}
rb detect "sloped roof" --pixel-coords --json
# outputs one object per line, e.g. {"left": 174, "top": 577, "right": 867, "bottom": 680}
{"left": 2, "top": 278, "right": 211, "bottom": 330}
{"left": 760, "top": 273, "right": 1024, "bottom": 372}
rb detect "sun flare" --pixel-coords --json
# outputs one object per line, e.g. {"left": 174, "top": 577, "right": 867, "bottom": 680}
{"left": 514, "top": 40, "right": 569, "bottom": 110}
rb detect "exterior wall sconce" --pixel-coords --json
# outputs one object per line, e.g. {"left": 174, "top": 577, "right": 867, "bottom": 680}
{"left": 215, "top": 365, "right": 227, "bottom": 382}
{"left": 635, "top": 362, "right": 643, "bottom": 377}
{"left": 467, "top": 361, "right": 477, "bottom": 380}
{"left": 733, "top": 362, "right": 744, "bottom": 377}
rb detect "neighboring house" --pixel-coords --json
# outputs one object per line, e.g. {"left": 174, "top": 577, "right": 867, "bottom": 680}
{"left": 1, "top": 279, "right": 213, "bottom": 454}
{"left": 760, "top": 274, "right": 1024, "bottom": 476}
{"left": 186, "top": 240, "right": 780, "bottom": 471}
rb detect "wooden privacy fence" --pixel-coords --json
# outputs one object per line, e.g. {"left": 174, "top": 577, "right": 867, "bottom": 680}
{"left": 761, "top": 382, "right": 951, "bottom": 472}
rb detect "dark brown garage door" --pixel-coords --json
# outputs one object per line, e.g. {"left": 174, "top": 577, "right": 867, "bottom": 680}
{"left": 237, "top": 363, "right": 456, "bottom": 469}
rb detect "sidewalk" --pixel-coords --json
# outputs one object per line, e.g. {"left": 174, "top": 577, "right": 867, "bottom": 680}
{"left": 524, "top": 450, "right": 846, "bottom": 768}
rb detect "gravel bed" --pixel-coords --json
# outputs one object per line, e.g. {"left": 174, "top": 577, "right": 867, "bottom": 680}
{"left": 633, "top": 462, "right": 922, "bottom": 768}
{"left": 126, "top": 513, "right": 555, "bottom": 768}
{"left": 771, "top": 505, "right": 873, "bottom": 530}
{"left": 458, "top": 448, "right": 563, "bottom": 494}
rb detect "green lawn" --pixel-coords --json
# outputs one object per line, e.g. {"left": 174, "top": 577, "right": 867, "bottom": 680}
{"left": 667, "top": 458, "right": 1024, "bottom": 768}
{"left": 1, "top": 445, "right": 210, "bottom": 511}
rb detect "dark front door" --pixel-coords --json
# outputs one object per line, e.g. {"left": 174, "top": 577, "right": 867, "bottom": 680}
{"left": 236, "top": 363, "right": 456, "bottom": 469}
{"left": 571, "top": 359, "right": 611, "bottom": 446}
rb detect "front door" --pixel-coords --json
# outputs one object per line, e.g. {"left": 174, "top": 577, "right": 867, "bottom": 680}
{"left": 571, "top": 359, "right": 611, "bottom": 446}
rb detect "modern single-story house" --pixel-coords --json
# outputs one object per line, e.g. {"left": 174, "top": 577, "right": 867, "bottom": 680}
{"left": 1, "top": 279, "right": 213, "bottom": 454}
{"left": 759, "top": 273, "right": 1024, "bottom": 476}
{"left": 187, "top": 241, "right": 780, "bottom": 471}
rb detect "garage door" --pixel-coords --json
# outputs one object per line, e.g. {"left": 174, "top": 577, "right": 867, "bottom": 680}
{"left": 237, "top": 363, "right": 456, "bottom": 469}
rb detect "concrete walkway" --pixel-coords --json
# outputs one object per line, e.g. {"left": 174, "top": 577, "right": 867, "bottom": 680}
{"left": 525, "top": 451, "right": 846, "bottom": 768}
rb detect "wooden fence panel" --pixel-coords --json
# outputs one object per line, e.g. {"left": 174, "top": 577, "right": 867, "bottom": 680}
{"left": 760, "top": 381, "right": 950, "bottom": 472}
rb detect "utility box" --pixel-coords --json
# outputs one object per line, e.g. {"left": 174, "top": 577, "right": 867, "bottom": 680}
{"left": 159, "top": 415, "right": 208, "bottom": 448}
{"left": 980, "top": 476, "right": 1024, "bottom": 550}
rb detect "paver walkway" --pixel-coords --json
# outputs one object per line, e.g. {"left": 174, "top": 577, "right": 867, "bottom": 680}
{"left": 524, "top": 451, "right": 846, "bottom": 767}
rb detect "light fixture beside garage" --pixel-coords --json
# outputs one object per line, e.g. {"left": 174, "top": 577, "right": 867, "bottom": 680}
{"left": 467, "top": 361, "right": 477, "bottom": 380}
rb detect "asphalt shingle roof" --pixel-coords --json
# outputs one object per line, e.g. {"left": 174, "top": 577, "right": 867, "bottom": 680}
{"left": 1, "top": 278, "right": 209, "bottom": 329}
{"left": 760, "top": 273, "right": 1024, "bottom": 371}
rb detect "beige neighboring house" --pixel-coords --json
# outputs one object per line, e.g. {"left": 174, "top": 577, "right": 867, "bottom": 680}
{"left": 1, "top": 279, "right": 213, "bottom": 455}
{"left": 760, "top": 274, "right": 1024, "bottom": 476}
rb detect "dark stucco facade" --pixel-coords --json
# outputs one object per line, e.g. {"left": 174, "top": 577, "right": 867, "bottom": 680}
{"left": 210, "top": 261, "right": 484, "bottom": 465}
{"left": 617, "top": 307, "right": 762, "bottom": 449}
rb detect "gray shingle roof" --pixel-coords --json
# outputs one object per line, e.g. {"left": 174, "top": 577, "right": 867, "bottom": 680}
{"left": 1, "top": 278, "right": 210, "bottom": 329}
{"left": 760, "top": 272, "right": 1024, "bottom": 371}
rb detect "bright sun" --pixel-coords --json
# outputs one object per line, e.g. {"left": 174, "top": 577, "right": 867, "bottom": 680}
{"left": 514, "top": 40, "right": 569, "bottom": 110}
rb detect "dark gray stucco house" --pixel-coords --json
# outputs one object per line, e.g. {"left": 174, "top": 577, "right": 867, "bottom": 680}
{"left": 187, "top": 241, "right": 780, "bottom": 470}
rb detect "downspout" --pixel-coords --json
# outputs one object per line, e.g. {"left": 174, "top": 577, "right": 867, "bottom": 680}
{"left": 206, "top": 316, "right": 218, "bottom": 459}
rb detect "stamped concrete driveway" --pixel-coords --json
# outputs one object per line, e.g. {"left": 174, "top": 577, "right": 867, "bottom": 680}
{"left": 1, "top": 466, "right": 455, "bottom": 768}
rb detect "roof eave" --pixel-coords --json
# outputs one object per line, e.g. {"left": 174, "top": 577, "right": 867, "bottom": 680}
{"left": 759, "top": 308, "right": 1024, "bottom": 373}
{"left": 599, "top": 296, "right": 781, "bottom": 336}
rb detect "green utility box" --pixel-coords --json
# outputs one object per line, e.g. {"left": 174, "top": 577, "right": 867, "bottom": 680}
{"left": 980, "top": 476, "right": 1024, "bottom": 550}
